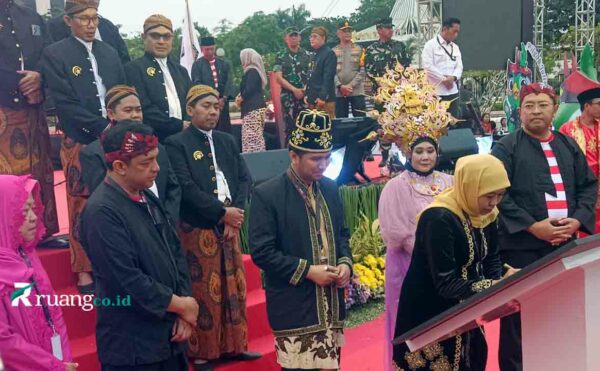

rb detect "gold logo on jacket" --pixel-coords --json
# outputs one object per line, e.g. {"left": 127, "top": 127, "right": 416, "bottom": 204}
{"left": 147, "top": 67, "right": 156, "bottom": 77}
{"left": 72, "top": 66, "right": 82, "bottom": 76}
{"left": 193, "top": 150, "right": 204, "bottom": 160}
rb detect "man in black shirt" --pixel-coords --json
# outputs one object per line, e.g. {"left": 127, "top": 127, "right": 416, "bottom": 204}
{"left": 305, "top": 26, "right": 337, "bottom": 118}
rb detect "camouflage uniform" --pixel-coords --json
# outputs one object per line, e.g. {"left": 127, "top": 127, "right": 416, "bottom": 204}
{"left": 364, "top": 39, "right": 411, "bottom": 92}
{"left": 273, "top": 48, "right": 312, "bottom": 139}
{"left": 365, "top": 39, "right": 411, "bottom": 167}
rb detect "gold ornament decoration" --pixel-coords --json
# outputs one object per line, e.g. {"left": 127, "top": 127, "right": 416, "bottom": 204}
{"left": 72, "top": 66, "right": 82, "bottom": 76}
{"left": 369, "top": 63, "right": 455, "bottom": 154}
{"left": 146, "top": 67, "right": 156, "bottom": 77}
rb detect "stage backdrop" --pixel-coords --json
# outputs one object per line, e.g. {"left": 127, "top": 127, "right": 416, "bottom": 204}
{"left": 443, "top": 0, "right": 534, "bottom": 70}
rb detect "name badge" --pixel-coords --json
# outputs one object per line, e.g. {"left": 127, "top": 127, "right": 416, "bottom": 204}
{"left": 31, "top": 24, "right": 41, "bottom": 36}
{"left": 51, "top": 333, "right": 63, "bottom": 360}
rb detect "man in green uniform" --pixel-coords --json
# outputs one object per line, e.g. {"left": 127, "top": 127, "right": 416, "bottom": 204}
{"left": 273, "top": 27, "right": 312, "bottom": 141}
{"left": 365, "top": 17, "right": 411, "bottom": 167}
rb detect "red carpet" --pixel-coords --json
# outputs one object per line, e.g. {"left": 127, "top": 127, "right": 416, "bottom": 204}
{"left": 43, "top": 167, "right": 500, "bottom": 370}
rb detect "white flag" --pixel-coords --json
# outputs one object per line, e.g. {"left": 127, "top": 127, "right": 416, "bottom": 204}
{"left": 180, "top": 0, "right": 201, "bottom": 77}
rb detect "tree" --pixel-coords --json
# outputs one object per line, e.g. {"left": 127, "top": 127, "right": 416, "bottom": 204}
{"left": 349, "top": 0, "right": 396, "bottom": 31}
{"left": 213, "top": 19, "right": 233, "bottom": 35}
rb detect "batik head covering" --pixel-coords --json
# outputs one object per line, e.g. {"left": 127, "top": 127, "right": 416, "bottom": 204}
{"left": 420, "top": 154, "right": 510, "bottom": 228}
{"left": 143, "top": 14, "right": 173, "bottom": 33}
{"left": 0, "top": 175, "right": 45, "bottom": 286}
{"left": 289, "top": 110, "right": 332, "bottom": 153}
{"left": 103, "top": 131, "right": 158, "bottom": 164}
{"left": 186, "top": 84, "right": 220, "bottom": 108}
{"left": 64, "top": 0, "right": 98, "bottom": 15}
{"left": 371, "top": 62, "right": 453, "bottom": 155}
{"left": 240, "top": 48, "right": 268, "bottom": 89}
{"left": 105, "top": 85, "right": 139, "bottom": 111}
{"left": 519, "top": 82, "right": 557, "bottom": 105}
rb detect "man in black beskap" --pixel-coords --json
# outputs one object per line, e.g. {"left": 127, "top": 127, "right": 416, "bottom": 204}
{"left": 41, "top": 0, "right": 125, "bottom": 294}
{"left": 305, "top": 26, "right": 337, "bottom": 118}
{"left": 47, "top": 0, "right": 130, "bottom": 64}
{"left": 81, "top": 122, "right": 197, "bottom": 371}
{"left": 125, "top": 14, "right": 191, "bottom": 142}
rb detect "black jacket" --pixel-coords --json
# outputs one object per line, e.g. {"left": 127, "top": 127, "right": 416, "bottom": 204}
{"left": 240, "top": 68, "right": 266, "bottom": 117}
{"left": 191, "top": 57, "right": 234, "bottom": 100}
{"left": 393, "top": 208, "right": 500, "bottom": 368}
{"left": 80, "top": 140, "right": 181, "bottom": 221}
{"left": 80, "top": 178, "right": 192, "bottom": 366}
{"left": 249, "top": 173, "right": 352, "bottom": 336}
{"left": 0, "top": 2, "right": 51, "bottom": 108}
{"left": 165, "top": 126, "right": 251, "bottom": 228}
{"left": 125, "top": 53, "right": 192, "bottom": 142}
{"left": 41, "top": 36, "right": 125, "bottom": 144}
{"left": 47, "top": 14, "right": 130, "bottom": 65}
{"left": 492, "top": 129, "right": 597, "bottom": 251}
{"left": 306, "top": 45, "right": 337, "bottom": 104}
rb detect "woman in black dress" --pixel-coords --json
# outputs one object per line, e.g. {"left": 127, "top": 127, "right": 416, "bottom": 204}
{"left": 392, "top": 154, "right": 513, "bottom": 371}
{"left": 236, "top": 48, "right": 267, "bottom": 153}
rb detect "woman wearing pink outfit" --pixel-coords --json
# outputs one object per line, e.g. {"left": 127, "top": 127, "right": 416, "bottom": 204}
{"left": 0, "top": 175, "right": 75, "bottom": 370}
{"left": 378, "top": 137, "right": 453, "bottom": 371}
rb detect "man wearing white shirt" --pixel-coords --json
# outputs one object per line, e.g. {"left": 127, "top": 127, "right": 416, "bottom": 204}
{"left": 125, "top": 14, "right": 191, "bottom": 142}
{"left": 165, "top": 85, "right": 259, "bottom": 369}
{"left": 41, "top": 0, "right": 125, "bottom": 294}
{"left": 422, "top": 17, "right": 463, "bottom": 119}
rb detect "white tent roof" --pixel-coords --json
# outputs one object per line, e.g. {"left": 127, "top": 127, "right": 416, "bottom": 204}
{"left": 354, "top": 0, "right": 418, "bottom": 42}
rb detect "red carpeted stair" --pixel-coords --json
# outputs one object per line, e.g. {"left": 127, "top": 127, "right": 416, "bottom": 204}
{"left": 40, "top": 169, "right": 501, "bottom": 371}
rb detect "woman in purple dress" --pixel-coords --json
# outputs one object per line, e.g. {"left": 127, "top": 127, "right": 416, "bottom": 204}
{"left": 378, "top": 137, "right": 453, "bottom": 371}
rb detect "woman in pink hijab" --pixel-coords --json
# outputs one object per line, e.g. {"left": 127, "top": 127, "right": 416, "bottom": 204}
{"left": 0, "top": 175, "right": 75, "bottom": 370}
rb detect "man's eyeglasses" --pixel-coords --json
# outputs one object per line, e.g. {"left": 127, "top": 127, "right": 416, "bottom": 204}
{"left": 73, "top": 15, "right": 99, "bottom": 26}
{"left": 148, "top": 32, "right": 174, "bottom": 42}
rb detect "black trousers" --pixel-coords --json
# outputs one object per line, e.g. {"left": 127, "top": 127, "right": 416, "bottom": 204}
{"left": 335, "top": 96, "right": 366, "bottom": 118}
{"left": 498, "top": 247, "right": 554, "bottom": 371}
{"left": 216, "top": 103, "right": 232, "bottom": 134}
{"left": 440, "top": 93, "right": 460, "bottom": 119}
{"left": 101, "top": 352, "right": 187, "bottom": 371}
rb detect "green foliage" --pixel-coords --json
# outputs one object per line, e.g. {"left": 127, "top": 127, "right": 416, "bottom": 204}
{"left": 349, "top": 0, "right": 397, "bottom": 31}
{"left": 345, "top": 298, "right": 384, "bottom": 328}
{"left": 339, "top": 183, "right": 385, "bottom": 234}
{"left": 349, "top": 213, "right": 385, "bottom": 262}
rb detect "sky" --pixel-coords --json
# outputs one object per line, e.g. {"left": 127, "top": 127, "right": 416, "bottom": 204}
{"left": 98, "top": 0, "right": 362, "bottom": 35}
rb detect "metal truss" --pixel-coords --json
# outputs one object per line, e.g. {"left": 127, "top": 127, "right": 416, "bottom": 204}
{"left": 575, "top": 0, "right": 596, "bottom": 58}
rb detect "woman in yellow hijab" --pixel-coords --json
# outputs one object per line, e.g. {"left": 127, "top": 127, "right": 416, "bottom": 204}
{"left": 392, "top": 154, "right": 512, "bottom": 371}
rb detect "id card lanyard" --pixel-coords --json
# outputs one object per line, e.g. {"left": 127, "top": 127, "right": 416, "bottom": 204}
{"left": 18, "top": 247, "right": 63, "bottom": 360}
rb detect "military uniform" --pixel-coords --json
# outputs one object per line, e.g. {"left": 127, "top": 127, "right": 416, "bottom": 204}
{"left": 364, "top": 39, "right": 411, "bottom": 91}
{"left": 0, "top": 0, "right": 58, "bottom": 235}
{"left": 364, "top": 18, "right": 412, "bottom": 167}
{"left": 273, "top": 46, "right": 311, "bottom": 138}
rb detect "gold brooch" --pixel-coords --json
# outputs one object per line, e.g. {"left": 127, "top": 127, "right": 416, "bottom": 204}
{"left": 147, "top": 67, "right": 156, "bottom": 77}
{"left": 193, "top": 150, "right": 204, "bottom": 160}
{"left": 72, "top": 66, "right": 82, "bottom": 76}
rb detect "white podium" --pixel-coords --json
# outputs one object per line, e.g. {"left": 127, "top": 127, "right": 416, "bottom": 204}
{"left": 393, "top": 235, "right": 600, "bottom": 371}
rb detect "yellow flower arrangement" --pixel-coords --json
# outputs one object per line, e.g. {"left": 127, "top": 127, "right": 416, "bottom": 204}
{"left": 354, "top": 254, "right": 386, "bottom": 293}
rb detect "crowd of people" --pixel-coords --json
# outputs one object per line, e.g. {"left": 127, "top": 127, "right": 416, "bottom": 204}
{"left": 2, "top": 0, "right": 600, "bottom": 371}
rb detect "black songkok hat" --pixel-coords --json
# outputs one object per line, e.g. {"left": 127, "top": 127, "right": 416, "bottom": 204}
{"left": 577, "top": 87, "right": 600, "bottom": 105}
{"left": 200, "top": 36, "right": 216, "bottom": 47}
{"left": 289, "top": 110, "right": 333, "bottom": 153}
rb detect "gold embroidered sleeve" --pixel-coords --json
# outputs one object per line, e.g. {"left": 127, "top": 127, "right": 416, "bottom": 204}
{"left": 289, "top": 258, "right": 309, "bottom": 286}
{"left": 471, "top": 279, "right": 493, "bottom": 293}
{"left": 337, "top": 256, "right": 354, "bottom": 275}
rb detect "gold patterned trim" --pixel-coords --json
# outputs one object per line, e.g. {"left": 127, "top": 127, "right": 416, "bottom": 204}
{"left": 289, "top": 258, "right": 308, "bottom": 286}
{"left": 337, "top": 256, "right": 353, "bottom": 269}
{"left": 288, "top": 141, "right": 333, "bottom": 153}
{"left": 471, "top": 279, "right": 493, "bottom": 293}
